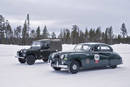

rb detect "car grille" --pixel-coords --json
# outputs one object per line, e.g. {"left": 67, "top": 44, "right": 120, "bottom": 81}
{"left": 53, "top": 54, "right": 62, "bottom": 64}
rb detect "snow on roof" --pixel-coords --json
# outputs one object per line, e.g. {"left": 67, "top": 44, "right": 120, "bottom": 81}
{"left": 80, "top": 42, "right": 106, "bottom": 45}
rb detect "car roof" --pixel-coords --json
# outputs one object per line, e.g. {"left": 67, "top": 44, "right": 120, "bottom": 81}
{"left": 80, "top": 42, "right": 108, "bottom": 46}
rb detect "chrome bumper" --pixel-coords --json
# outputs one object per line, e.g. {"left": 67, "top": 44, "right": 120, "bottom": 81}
{"left": 51, "top": 61, "right": 68, "bottom": 69}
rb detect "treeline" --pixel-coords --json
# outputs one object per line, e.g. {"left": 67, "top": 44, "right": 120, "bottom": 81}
{"left": 59, "top": 24, "right": 129, "bottom": 44}
{"left": 0, "top": 14, "right": 129, "bottom": 45}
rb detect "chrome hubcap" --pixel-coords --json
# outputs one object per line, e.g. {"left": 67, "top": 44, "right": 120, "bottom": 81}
{"left": 72, "top": 64, "right": 77, "bottom": 70}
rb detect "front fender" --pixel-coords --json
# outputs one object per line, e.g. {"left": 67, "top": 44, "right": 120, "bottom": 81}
{"left": 67, "top": 53, "right": 89, "bottom": 66}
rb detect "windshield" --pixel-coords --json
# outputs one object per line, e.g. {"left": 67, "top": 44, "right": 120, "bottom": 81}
{"left": 74, "top": 44, "right": 91, "bottom": 51}
{"left": 74, "top": 44, "right": 82, "bottom": 50}
{"left": 31, "top": 41, "right": 41, "bottom": 48}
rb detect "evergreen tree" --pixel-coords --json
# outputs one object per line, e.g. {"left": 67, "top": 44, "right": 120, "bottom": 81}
{"left": 58, "top": 29, "right": 64, "bottom": 43}
{"left": 79, "top": 30, "right": 85, "bottom": 43}
{"left": 71, "top": 25, "right": 79, "bottom": 44}
{"left": 117, "top": 34, "right": 122, "bottom": 43}
{"left": 121, "top": 23, "right": 127, "bottom": 38}
{"left": 14, "top": 26, "right": 22, "bottom": 39}
{"left": 85, "top": 28, "right": 89, "bottom": 42}
{"left": 22, "top": 20, "right": 29, "bottom": 45}
{"left": 104, "top": 28, "right": 109, "bottom": 44}
{"left": 95, "top": 27, "right": 102, "bottom": 42}
{"left": 36, "top": 26, "right": 41, "bottom": 39}
{"left": 65, "top": 29, "right": 71, "bottom": 44}
{"left": 101, "top": 32, "right": 105, "bottom": 43}
{"left": 89, "top": 28, "right": 96, "bottom": 42}
{"left": 0, "top": 15, "right": 5, "bottom": 41}
{"left": 30, "top": 29, "right": 36, "bottom": 38}
{"left": 6, "top": 22, "right": 13, "bottom": 39}
{"left": 26, "top": 14, "right": 30, "bottom": 37}
{"left": 108, "top": 26, "right": 114, "bottom": 44}
{"left": 51, "top": 32, "right": 56, "bottom": 39}
{"left": 62, "top": 29, "right": 71, "bottom": 44}
{"left": 42, "top": 25, "right": 49, "bottom": 39}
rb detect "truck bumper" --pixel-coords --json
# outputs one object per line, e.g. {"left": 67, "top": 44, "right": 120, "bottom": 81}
{"left": 15, "top": 56, "right": 25, "bottom": 59}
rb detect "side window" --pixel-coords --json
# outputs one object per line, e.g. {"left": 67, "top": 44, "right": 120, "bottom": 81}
{"left": 100, "top": 46, "right": 111, "bottom": 51}
{"left": 42, "top": 42, "right": 50, "bottom": 49}
{"left": 91, "top": 45, "right": 100, "bottom": 51}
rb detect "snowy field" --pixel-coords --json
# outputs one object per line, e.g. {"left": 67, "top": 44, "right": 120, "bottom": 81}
{"left": 0, "top": 44, "right": 130, "bottom": 87}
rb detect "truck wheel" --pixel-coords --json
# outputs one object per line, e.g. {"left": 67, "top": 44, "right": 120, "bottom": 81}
{"left": 26, "top": 55, "right": 35, "bottom": 65}
{"left": 42, "top": 58, "right": 48, "bottom": 62}
{"left": 69, "top": 61, "right": 80, "bottom": 74}
{"left": 111, "top": 65, "right": 117, "bottom": 68}
{"left": 53, "top": 67, "right": 61, "bottom": 71}
{"left": 18, "top": 58, "right": 26, "bottom": 63}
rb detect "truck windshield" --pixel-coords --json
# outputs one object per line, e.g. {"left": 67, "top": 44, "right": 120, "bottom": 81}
{"left": 31, "top": 41, "right": 41, "bottom": 48}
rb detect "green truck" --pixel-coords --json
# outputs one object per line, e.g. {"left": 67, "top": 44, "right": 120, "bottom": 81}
{"left": 16, "top": 39, "right": 62, "bottom": 65}
{"left": 49, "top": 43, "right": 123, "bottom": 74}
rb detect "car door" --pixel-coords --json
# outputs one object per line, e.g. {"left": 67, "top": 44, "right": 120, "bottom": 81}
{"left": 80, "top": 45, "right": 96, "bottom": 69}
{"left": 92, "top": 45, "right": 112, "bottom": 67}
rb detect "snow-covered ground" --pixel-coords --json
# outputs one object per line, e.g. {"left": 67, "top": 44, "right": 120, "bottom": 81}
{"left": 0, "top": 44, "right": 130, "bottom": 87}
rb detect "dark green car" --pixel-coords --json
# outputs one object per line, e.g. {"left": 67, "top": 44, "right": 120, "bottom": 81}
{"left": 16, "top": 39, "right": 62, "bottom": 65}
{"left": 49, "top": 43, "right": 123, "bottom": 74}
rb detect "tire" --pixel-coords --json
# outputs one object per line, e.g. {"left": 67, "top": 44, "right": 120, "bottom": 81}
{"left": 111, "top": 65, "right": 117, "bottom": 68}
{"left": 53, "top": 67, "right": 61, "bottom": 71}
{"left": 42, "top": 58, "right": 48, "bottom": 62}
{"left": 26, "top": 55, "right": 35, "bottom": 65}
{"left": 69, "top": 61, "right": 80, "bottom": 74}
{"left": 18, "top": 58, "right": 26, "bottom": 63}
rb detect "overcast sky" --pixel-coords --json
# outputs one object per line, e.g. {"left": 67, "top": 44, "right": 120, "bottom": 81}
{"left": 0, "top": 0, "right": 130, "bottom": 35}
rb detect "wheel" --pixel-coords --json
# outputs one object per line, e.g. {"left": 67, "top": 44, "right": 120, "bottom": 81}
{"left": 42, "top": 58, "right": 48, "bottom": 62}
{"left": 111, "top": 65, "right": 117, "bottom": 68}
{"left": 53, "top": 67, "right": 61, "bottom": 71}
{"left": 69, "top": 61, "right": 80, "bottom": 74}
{"left": 18, "top": 58, "right": 26, "bottom": 63}
{"left": 26, "top": 55, "right": 35, "bottom": 65}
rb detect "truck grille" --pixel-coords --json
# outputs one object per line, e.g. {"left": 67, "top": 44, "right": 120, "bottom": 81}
{"left": 17, "top": 51, "right": 23, "bottom": 57}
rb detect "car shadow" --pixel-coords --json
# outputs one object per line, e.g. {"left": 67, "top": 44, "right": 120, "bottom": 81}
{"left": 79, "top": 66, "right": 124, "bottom": 73}
{"left": 14, "top": 61, "right": 47, "bottom": 66}
{"left": 50, "top": 66, "right": 125, "bottom": 75}
{"left": 50, "top": 69, "right": 70, "bottom": 75}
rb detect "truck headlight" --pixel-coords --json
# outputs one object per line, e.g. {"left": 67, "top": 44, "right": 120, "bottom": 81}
{"left": 23, "top": 53, "right": 26, "bottom": 57}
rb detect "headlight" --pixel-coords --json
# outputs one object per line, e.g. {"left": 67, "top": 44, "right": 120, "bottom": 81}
{"left": 60, "top": 54, "right": 68, "bottom": 60}
{"left": 23, "top": 53, "right": 26, "bottom": 56}
{"left": 60, "top": 54, "right": 65, "bottom": 59}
